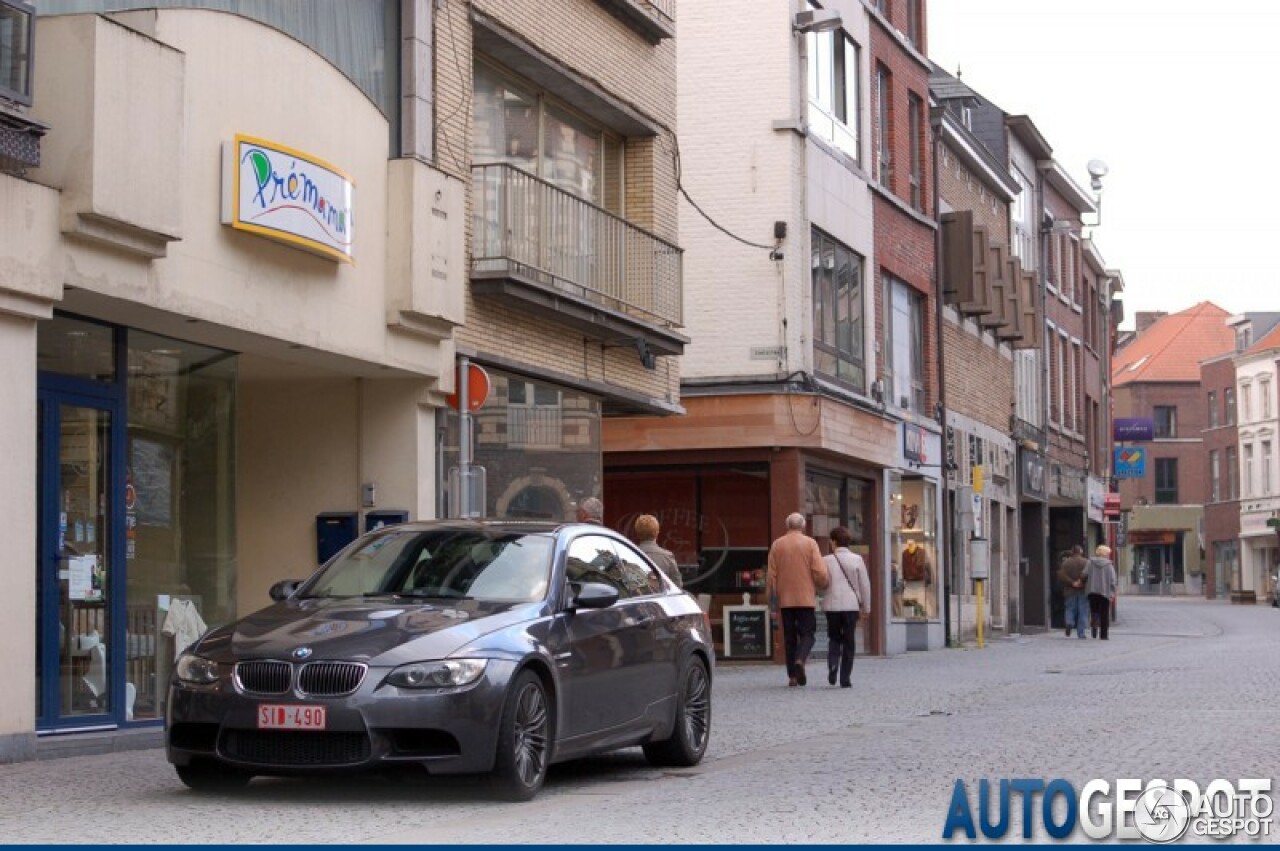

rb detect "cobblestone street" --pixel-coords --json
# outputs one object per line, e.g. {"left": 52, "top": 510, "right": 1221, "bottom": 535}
{"left": 2, "top": 597, "right": 1277, "bottom": 844}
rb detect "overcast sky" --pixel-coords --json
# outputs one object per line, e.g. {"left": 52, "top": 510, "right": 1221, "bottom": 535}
{"left": 927, "top": 1, "right": 1280, "bottom": 326}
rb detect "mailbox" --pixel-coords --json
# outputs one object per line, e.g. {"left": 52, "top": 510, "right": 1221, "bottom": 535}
{"left": 315, "top": 512, "right": 359, "bottom": 564}
{"left": 365, "top": 510, "right": 409, "bottom": 533}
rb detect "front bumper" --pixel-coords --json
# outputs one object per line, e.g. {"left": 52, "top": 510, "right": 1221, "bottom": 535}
{"left": 166, "top": 660, "right": 516, "bottom": 776}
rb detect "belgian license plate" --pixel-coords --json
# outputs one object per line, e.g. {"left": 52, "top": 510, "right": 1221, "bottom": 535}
{"left": 257, "top": 704, "right": 327, "bottom": 730}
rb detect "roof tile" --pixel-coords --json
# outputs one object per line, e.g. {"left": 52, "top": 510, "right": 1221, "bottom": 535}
{"left": 1112, "top": 302, "right": 1235, "bottom": 385}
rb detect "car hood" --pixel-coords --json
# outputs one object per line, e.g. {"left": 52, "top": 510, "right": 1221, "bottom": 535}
{"left": 195, "top": 597, "right": 545, "bottom": 666}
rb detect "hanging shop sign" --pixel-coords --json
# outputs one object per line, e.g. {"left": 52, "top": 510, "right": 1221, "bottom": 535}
{"left": 1114, "top": 446, "right": 1147, "bottom": 479}
{"left": 1113, "top": 417, "right": 1154, "bottom": 442}
{"left": 222, "top": 134, "right": 355, "bottom": 263}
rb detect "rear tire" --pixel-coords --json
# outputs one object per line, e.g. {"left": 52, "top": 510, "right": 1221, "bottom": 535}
{"left": 643, "top": 656, "right": 711, "bottom": 767}
{"left": 489, "top": 670, "right": 551, "bottom": 801}
{"left": 175, "top": 760, "right": 251, "bottom": 791}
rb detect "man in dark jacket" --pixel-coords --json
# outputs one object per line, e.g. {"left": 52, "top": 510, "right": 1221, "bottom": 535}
{"left": 1058, "top": 545, "right": 1089, "bottom": 640}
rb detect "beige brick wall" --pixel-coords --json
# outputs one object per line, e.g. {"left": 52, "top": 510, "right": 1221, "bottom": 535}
{"left": 435, "top": 0, "right": 680, "bottom": 404}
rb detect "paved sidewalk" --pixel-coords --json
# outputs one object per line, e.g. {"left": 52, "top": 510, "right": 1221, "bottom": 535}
{"left": 1, "top": 596, "right": 1276, "bottom": 844}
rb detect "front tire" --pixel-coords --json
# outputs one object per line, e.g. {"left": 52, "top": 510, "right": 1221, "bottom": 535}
{"left": 490, "top": 670, "right": 551, "bottom": 801}
{"left": 643, "top": 656, "right": 711, "bottom": 767}
{"left": 175, "top": 760, "right": 251, "bottom": 791}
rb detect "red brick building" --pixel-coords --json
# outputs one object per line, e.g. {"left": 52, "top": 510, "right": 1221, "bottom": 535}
{"left": 1111, "top": 303, "right": 1234, "bottom": 594}
{"left": 1201, "top": 352, "right": 1240, "bottom": 599}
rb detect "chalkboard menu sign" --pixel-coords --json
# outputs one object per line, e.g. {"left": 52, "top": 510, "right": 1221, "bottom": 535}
{"left": 723, "top": 605, "right": 771, "bottom": 658}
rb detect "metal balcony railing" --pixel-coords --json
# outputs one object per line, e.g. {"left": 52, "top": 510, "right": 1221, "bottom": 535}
{"left": 472, "top": 163, "right": 682, "bottom": 329}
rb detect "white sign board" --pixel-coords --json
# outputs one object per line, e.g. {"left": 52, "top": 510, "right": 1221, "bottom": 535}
{"left": 222, "top": 134, "right": 355, "bottom": 262}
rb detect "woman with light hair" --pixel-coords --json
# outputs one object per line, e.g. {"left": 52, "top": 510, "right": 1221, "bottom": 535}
{"left": 632, "top": 514, "right": 682, "bottom": 588}
{"left": 1083, "top": 545, "right": 1117, "bottom": 639}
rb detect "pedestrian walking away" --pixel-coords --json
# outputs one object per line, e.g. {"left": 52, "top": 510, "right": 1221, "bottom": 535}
{"left": 765, "top": 512, "right": 829, "bottom": 687}
{"left": 1058, "top": 545, "right": 1089, "bottom": 639}
{"left": 632, "top": 513, "right": 683, "bottom": 589}
{"left": 821, "top": 526, "right": 872, "bottom": 688}
{"left": 1083, "top": 545, "right": 1118, "bottom": 640}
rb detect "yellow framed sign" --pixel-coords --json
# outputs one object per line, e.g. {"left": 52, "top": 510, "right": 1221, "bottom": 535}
{"left": 221, "top": 134, "right": 354, "bottom": 263}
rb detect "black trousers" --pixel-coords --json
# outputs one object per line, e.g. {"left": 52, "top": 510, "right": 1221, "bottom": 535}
{"left": 780, "top": 607, "right": 817, "bottom": 677}
{"left": 825, "top": 610, "right": 861, "bottom": 685}
{"left": 1088, "top": 593, "right": 1111, "bottom": 639}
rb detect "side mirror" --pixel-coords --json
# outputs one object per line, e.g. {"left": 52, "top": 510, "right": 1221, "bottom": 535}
{"left": 269, "top": 579, "right": 302, "bottom": 602}
{"left": 572, "top": 581, "right": 619, "bottom": 610}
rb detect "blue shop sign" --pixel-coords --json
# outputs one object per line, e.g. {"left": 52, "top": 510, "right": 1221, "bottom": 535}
{"left": 1114, "top": 446, "right": 1147, "bottom": 479}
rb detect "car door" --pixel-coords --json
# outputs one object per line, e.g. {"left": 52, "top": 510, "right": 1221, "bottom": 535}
{"left": 552, "top": 534, "right": 652, "bottom": 740}
{"left": 611, "top": 538, "right": 679, "bottom": 708}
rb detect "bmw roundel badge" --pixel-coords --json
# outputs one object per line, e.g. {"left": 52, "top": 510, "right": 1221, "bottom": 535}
{"left": 292, "top": 646, "right": 313, "bottom": 660}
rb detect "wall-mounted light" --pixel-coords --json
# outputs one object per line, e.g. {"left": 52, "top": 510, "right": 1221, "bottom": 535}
{"left": 793, "top": 9, "right": 843, "bottom": 33}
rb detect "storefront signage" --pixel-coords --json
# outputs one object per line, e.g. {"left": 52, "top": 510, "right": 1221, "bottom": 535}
{"left": 1020, "top": 450, "right": 1046, "bottom": 501}
{"left": 1054, "top": 465, "right": 1086, "bottom": 502}
{"left": 1087, "top": 476, "right": 1106, "bottom": 523}
{"left": 1114, "top": 417, "right": 1154, "bottom": 442}
{"left": 1114, "top": 447, "right": 1147, "bottom": 479}
{"left": 722, "top": 605, "right": 771, "bottom": 658}
{"left": 904, "top": 423, "right": 929, "bottom": 465}
{"left": 222, "top": 134, "right": 355, "bottom": 262}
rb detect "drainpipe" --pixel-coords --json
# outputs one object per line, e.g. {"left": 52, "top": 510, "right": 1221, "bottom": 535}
{"left": 930, "top": 105, "right": 952, "bottom": 646}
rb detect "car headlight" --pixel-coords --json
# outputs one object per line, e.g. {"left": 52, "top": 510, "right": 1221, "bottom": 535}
{"left": 175, "top": 653, "right": 222, "bottom": 685}
{"left": 386, "top": 659, "right": 488, "bottom": 689}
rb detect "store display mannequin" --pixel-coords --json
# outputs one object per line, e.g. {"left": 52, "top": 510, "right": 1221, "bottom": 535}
{"left": 900, "top": 539, "right": 933, "bottom": 618}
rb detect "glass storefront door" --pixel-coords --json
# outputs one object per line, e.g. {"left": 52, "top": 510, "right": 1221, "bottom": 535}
{"left": 37, "top": 391, "right": 122, "bottom": 728}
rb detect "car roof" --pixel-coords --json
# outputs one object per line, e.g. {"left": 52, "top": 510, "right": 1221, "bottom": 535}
{"left": 376, "top": 519, "right": 608, "bottom": 536}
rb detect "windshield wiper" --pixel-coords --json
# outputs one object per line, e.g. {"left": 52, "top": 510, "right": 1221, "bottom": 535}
{"left": 390, "top": 589, "right": 472, "bottom": 600}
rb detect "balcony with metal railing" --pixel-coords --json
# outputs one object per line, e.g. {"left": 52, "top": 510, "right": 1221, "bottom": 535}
{"left": 471, "top": 162, "right": 686, "bottom": 356}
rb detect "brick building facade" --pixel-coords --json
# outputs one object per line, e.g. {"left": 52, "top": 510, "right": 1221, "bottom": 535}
{"left": 1201, "top": 353, "right": 1241, "bottom": 599}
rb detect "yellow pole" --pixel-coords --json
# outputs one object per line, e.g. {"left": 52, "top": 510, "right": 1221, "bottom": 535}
{"left": 976, "top": 578, "right": 985, "bottom": 649}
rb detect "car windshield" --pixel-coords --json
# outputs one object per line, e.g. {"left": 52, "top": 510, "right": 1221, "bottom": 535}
{"left": 299, "top": 529, "right": 554, "bottom": 603}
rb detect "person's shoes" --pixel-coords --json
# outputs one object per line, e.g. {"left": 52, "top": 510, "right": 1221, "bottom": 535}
{"left": 796, "top": 664, "right": 807, "bottom": 686}
{"left": 1078, "top": 634, "right": 1086, "bottom": 639}
{"left": 788, "top": 677, "right": 798, "bottom": 687}
{"left": 1101, "top": 636, "right": 1109, "bottom": 640}
{"left": 840, "top": 680, "right": 852, "bottom": 688}
{"left": 1065, "top": 626, "right": 1072, "bottom": 637}
{"left": 828, "top": 669, "right": 837, "bottom": 686}
{"left": 1092, "top": 627, "right": 1098, "bottom": 638}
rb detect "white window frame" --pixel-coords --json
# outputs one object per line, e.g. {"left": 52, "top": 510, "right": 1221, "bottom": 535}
{"left": 1244, "top": 442, "right": 1255, "bottom": 497}
{"left": 0, "top": 0, "right": 34, "bottom": 106}
{"left": 1264, "top": 441, "right": 1273, "bottom": 496}
{"left": 806, "top": 9, "right": 861, "bottom": 162}
{"left": 1210, "top": 450, "right": 1221, "bottom": 502}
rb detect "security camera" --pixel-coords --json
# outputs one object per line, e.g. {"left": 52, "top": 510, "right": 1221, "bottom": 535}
{"left": 1087, "top": 159, "right": 1109, "bottom": 192}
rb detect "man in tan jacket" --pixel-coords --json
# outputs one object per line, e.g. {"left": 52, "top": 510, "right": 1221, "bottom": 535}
{"left": 766, "top": 512, "right": 829, "bottom": 687}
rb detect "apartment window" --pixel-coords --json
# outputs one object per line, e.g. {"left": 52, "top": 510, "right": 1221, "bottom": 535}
{"left": 1010, "top": 168, "right": 1035, "bottom": 266}
{"left": 1240, "top": 383, "right": 1252, "bottom": 423}
{"left": 885, "top": 276, "right": 925, "bottom": 412}
{"left": 1071, "top": 341, "right": 1082, "bottom": 433}
{"left": 1154, "top": 458, "right": 1178, "bottom": 505}
{"left": 1262, "top": 380, "right": 1272, "bottom": 419}
{"left": 1047, "top": 325, "right": 1060, "bottom": 425}
{"left": 1153, "top": 406, "right": 1177, "bottom": 439}
{"left": 473, "top": 61, "right": 624, "bottom": 212}
{"left": 905, "top": 0, "right": 921, "bottom": 48}
{"left": 1244, "top": 444, "right": 1254, "bottom": 497}
{"left": 811, "top": 229, "right": 865, "bottom": 391}
{"left": 908, "top": 92, "right": 924, "bottom": 211}
{"left": 1225, "top": 387, "right": 1236, "bottom": 425}
{"left": 0, "top": 0, "right": 34, "bottom": 105}
{"left": 806, "top": 13, "right": 861, "bottom": 161}
{"left": 1015, "top": 350, "right": 1041, "bottom": 427}
{"left": 1210, "top": 450, "right": 1221, "bottom": 502}
{"left": 1227, "top": 446, "right": 1239, "bottom": 499}
{"left": 1208, "top": 391, "right": 1218, "bottom": 428}
{"left": 1264, "top": 441, "right": 1273, "bottom": 495}
{"left": 1236, "top": 326, "right": 1252, "bottom": 353}
{"left": 1066, "top": 235, "right": 1079, "bottom": 304}
{"left": 875, "top": 65, "right": 892, "bottom": 189}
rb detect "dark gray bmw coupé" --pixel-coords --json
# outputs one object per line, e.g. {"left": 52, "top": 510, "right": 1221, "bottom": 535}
{"left": 165, "top": 520, "right": 712, "bottom": 800}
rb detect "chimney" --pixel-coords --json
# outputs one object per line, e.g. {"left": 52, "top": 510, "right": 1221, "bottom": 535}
{"left": 1135, "top": 311, "right": 1167, "bottom": 335}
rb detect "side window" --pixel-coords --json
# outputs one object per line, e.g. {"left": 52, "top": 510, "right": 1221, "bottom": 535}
{"left": 565, "top": 535, "right": 626, "bottom": 597}
{"left": 614, "top": 540, "right": 667, "bottom": 596}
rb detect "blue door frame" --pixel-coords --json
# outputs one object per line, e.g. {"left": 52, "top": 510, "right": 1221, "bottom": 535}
{"left": 37, "top": 335, "right": 129, "bottom": 731}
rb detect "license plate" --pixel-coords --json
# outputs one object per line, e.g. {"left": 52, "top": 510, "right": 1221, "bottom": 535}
{"left": 257, "top": 704, "right": 327, "bottom": 730}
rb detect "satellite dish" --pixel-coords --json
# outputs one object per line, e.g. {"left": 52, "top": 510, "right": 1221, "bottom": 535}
{"left": 1087, "top": 159, "right": 1109, "bottom": 179}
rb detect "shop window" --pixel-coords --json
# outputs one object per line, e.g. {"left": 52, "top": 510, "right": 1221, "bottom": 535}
{"left": 890, "top": 473, "right": 937, "bottom": 621}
